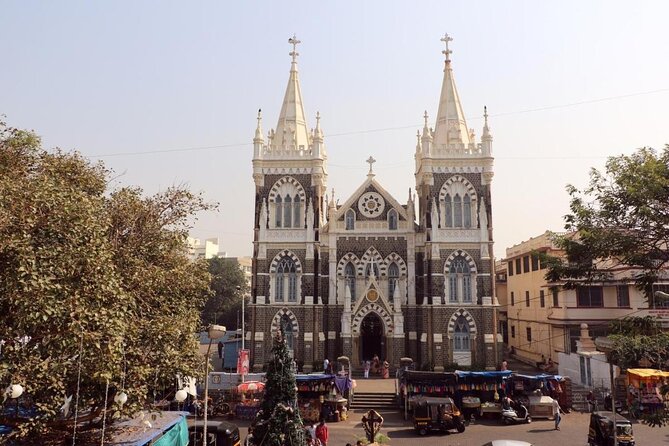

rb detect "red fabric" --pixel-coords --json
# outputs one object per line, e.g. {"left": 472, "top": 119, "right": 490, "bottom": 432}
{"left": 316, "top": 424, "right": 329, "bottom": 445}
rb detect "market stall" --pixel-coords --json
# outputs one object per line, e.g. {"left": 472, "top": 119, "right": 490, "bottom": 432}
{"left": 399, "top": 371, "right": 458, "bottom": 419}
{"left": 625, "top": 368, "right": 669, "bottom": 415}
{"left": 234, "top": 381, "right": 265, "bottom": 420}
{"left": 506, "top": 373, "right": 567, "bottom": 419}
{"left": 454, "top": 370, "right": 512, "bottom": 420}
{"left": 295, "top": 374, "right": 351, "bottom": 423}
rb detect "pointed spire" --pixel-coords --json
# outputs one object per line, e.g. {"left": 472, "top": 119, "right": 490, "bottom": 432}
{"left": 482, "top": 105, "right": 492, "bottom": 140}
{"left": 314, "top": 111, "right": 323, "bottom": 140}
{"left": 254, "top": 109, "right": 264, "bottom": 142}
{"left": 433, "top": 33, "right": 472, "bottom": 149}
{"left": 273, "top": 34, "right": 310, "bottom": 151}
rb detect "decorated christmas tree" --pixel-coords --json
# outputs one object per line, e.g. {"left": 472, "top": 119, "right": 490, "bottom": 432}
{"left": 247, "top": 330, "right": 306, "bottom": 446}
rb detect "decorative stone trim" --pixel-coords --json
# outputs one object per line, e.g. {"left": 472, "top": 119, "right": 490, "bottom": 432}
{"left": 434, "top": 333, "right": 443, "bottom": 342}
{"left": 328, "top": 331, "right": 337, "bottom": 340}
{"left": 409, "top": 331, "right": 417, "bottom": 340}
{"left": 269, "top": 250, "right": 303, "bottom": 273}
{"left": 446, "top": 308, "right": 478, "bottom": 340}
{"left": 337, "top": 252, "right": 361, "bottom": 276}
{"left": 438, "top": 174, "right": 478, "bottom": 201}
{"left": 351, "top": 302, "right": 393, "bottom": 334}
{"left": 360, "top": 247, "right": 385, "bottom": 276}
{"left": 304, "top": 333, "right": 313, "bottom": 342}
{"left": 254, "top": 332, "right": 264, "bottom": 341}
{"left": 270, "top": 308, "right": 299, "bottom": 335}
{"left": 443, "top": 249, "right": 478, "bottom": 273}
{"left": 268, "top": 176, "right": 306, "bottom": 202}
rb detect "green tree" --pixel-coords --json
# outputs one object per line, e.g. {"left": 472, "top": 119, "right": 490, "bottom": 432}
{"left": 201, "top": 257, "right": 249, "bottom": 329}
{"left": 0, "top": 121, "right": 214, "bottom": 442}
{"left": 545, "top": 146, "right": 669, "bottom": 302}
{"left": 247, "top": 331, "right": 306, "bottom": 446}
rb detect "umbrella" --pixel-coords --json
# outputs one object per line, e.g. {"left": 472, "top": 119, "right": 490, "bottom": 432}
{"left": 237, "top": 381, "right": 265, "bottom": 393}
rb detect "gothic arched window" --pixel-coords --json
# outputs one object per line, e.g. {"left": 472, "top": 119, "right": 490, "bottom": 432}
{"left": 463, "top": 195, "right": 471, "bottom": 228}
{"left": 293, "top": 194, "right": 301, "bottom": 228}
{"left": 365, "top": 262, "right": 380, "bottom": 279}
{"left": 283, "top": 195, "right": 292, "bottom": 228}
{"left": 444, "top": 193, "right": 453, "bottom": 228}
{"left": 281, "top": 314, "right": 295, "bottom": 351}
{"left": 453, "top": 194, "right": 463, "bottom": 227}
{"left": 345, "top": 262, "right": 356, "bottom": 302}
{"left": 345, "top": 209, "right": 355, "bottom": 230}
{"left": 388, "top": 209, "right": 398, "bottom": 230}
{"left": 453, "top": 316, "right": 470, "bottom": 351}
{"left": 275, "top": 196, "right": 283, "bottom": 228}
{"left": 449, "top": 257, "right": 472, "bottom": 302}
{"left": 276, "top": 256, "right": 297, "bottom": 302}
{"left": 388, "top": 262, "right": 399, "bottom": 299}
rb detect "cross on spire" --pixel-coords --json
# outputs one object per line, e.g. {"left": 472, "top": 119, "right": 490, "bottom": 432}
{"left": 288, "top": 34, "right": 301, "bottom": 62}
{"left": 366, "top": 156, "right": 376, "bottom": 175}
{"left": 441, "top": 33, "right": 453, "bottom": 61}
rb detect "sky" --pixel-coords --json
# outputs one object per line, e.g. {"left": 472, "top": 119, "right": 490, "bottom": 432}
{"left": 2, "top": 1, "right": 668, "bottom": 259}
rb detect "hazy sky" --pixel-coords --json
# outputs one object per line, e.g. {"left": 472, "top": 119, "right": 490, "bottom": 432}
{"left": 2, "top": 1, "right": 668, "bottom": 259}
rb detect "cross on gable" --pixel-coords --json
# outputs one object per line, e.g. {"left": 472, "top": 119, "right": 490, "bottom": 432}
{"left": 366, "top": 156, "right": 376, "bottom": 174}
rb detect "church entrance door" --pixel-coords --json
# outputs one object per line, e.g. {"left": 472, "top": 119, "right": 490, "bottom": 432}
{"left": 360, "top": 312, "right": 384, "bottom": 361}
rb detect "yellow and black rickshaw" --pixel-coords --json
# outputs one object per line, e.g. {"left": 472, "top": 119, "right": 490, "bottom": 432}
{"left": 587, "top": 411, "right": 634, "bottom": 446}
{"left": 412, "top": 396, "right": 466, "bottom": 436}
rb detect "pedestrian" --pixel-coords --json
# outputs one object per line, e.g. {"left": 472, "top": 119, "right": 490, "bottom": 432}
{"left": 363, "top": 360, "right": 370, "bottom": 379}
{"left": 315, "top": 419, "right": 329, "bottom": 446}
{"left": 217, "top": 340, "right": 224, "bottom": 359}
{"left": 501, "top": 359, "right": 508, "bottom": 371}
{"left": 586, "top": 390, "right": 597, "bottom": 412}
{"left": 323, "top": 357, "right": 329, "bottom": 373}
{"left": 306, "top": 423, "right": 316, "bottom": 442}
{"left": 553, "top": 398, "right": 562, "bottom": 430}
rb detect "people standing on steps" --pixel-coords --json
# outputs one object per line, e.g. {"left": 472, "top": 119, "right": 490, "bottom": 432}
{"left": 363, "top": 360, "right": 370, "bottom": 379}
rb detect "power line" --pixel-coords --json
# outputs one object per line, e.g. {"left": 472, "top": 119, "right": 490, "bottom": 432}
{"left": 88, "top": 87, "right": 669, "bottom": 158}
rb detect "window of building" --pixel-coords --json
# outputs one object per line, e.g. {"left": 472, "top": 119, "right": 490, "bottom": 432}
{"left": 293, "top": 196, "right": 301, "bottom": 228}
{"left": 388, "top": 263, "right": 399, "bottom": 299}
{"left": 652, "top": 284, "right": 669, "bottom": 308}
{"left": 388, "top": 209, "right": 398, "bottom": 230}
{"left": 616, "top": 285, "right": 630, "bottom": 307}
{"left": 552, "top": 288, "right": 559, "bottom": 307}
{"left": 531, "top": 254, "right": 539, "bottom": 271}
{"left": 275, "top": 195, "right": 283, "bottom": 227}
{"left": 444, "top": 194, "right": 453, "bottom": 228}
{"left": 515, "top": 258, "right": 521, "bottom": 275}
{"left": 449, "top": 257, "right": 472, "bottom": 303}
{"left": 525, "top": 290, "right": 530, "bottom": 307}
{"left": 508, "top": 261, "right": 514, "bottom": 276}
{"left": 577, "top": 286, "right": 603, "bottom": 307}
{"left": 526, "top": 327, "right": 532, "bottom": 343}
{"left": 283, "top": 195, "right": 292, "bottom": 228}
{"left": 453, "top": 316, "right": 470, "bottom": 351}
{"left": 523, "top": 256, "right": 530, "bottom": 273}
{"left": 276, "top": 256, "right": 298, "bottom": 302}
{"left": 540, "top": 290, "right": 545, "bottom": 308}
{"left": 345, "top": 262, "right": 356, "bottom": 302}
{"left": 364, "top": 262, "right": 380, "bottom": 279}
{"left": 511, "top": 325, "right": 516, "bottom": 338}
{"left": 453, "top": 194, "right": 463, "bottom": 227}
{"left": 463, "top": 195, "right": 471, "bottom": 228}
{"left": 280, "top": 315, "right": 294, "bottom": 351}
{"left": 511, "top": 291, "right": 515, "bottom": 306}
{"left": 345, "top": 209, "right": 355, "bottom": 230}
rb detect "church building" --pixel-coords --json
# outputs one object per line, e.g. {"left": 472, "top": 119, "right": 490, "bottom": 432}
{"left": 249, "top": 35, "right": 500, "bottom": 372}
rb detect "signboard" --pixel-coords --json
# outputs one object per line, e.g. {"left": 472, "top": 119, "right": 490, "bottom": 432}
{"left": 237, "top": 349, "right": 250, "bottom": 375}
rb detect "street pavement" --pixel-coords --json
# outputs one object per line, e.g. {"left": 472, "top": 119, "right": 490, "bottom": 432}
{"left": 236, "top": 408, "right": 668, "bottom": 445}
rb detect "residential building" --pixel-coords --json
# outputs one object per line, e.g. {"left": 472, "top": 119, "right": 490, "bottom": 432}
{"left": 503, "top": 231, "right": 669, "bottom": 369}
{"left": 249, "top": 35, "right": 500, "bottom": 372}
{"left": 187, "top": 237, "right": 221, "bottom": 260}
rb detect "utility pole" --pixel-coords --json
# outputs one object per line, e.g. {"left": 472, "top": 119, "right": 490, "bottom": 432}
{"left": 238, "top": 285, "right": 244, "bottom": 383}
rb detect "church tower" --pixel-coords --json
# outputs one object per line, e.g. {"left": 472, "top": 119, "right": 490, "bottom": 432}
{"left": 413, "top": 34, "right": 499, "bottom": 369}
{"left": 250, "top": 36, "right": 328, "bottom": 371}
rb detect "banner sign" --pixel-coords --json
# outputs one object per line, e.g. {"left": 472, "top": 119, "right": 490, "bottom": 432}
{"left": 237, "top": 349, "right": 250, "bottom": 375}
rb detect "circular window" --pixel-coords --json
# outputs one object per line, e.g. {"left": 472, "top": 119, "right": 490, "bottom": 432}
{"left": 367, "top": 289, "right": 379, "bottom": 302}
{"left": 357, "top": 192, "right": 385, "bottom": 218}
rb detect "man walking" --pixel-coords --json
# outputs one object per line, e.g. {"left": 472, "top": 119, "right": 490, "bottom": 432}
{"left": 553, "top": 398, "right": 563, "bottom": 430}
{"left": 323, "top": 357, "right": 329, "bottom": 373}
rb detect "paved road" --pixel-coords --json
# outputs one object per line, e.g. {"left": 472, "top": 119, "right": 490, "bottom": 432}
{"left": 237, "top": 409, "right": 668, "bottom": 445}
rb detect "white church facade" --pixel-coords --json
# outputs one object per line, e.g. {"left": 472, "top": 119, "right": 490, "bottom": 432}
{"left": 249, "top": 35, "right": 501, "bottom": 372}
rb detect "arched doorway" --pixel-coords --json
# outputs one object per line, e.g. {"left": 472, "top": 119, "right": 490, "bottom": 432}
{"left": 360, "top": 313, "right": 384, "bottom": 361}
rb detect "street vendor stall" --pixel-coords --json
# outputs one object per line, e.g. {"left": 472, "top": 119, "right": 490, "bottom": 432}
{"left": 455, "top": 370, "right": 512, "bottom": 420}
{"left": 296, "top": 374, "right": 351, "bottom": 423}
{"left": 399, "top": 371, "right": 458, "bottom": 419}
{"left": 625, "top": 368, "right": 669, "bottom": 415}
{"left": 507, "top": 373, "right": 567, "bottom": 419}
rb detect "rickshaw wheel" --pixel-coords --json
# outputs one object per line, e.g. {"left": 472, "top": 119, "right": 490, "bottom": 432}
{"left": 417, "top": 428, "right": 428, "bottom": 436}
{"left": 456, "top": 423, "right": 465, "bottom": 433}
{"left": 526, "top": 416, "right": 532, "bottom": 423}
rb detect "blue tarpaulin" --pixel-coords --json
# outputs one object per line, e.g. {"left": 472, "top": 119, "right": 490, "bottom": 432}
{"left": 455, "top": 370, "right": 513, "bottom": 379}
{"left": 295, "top": 374, "right": 335, "bottom": 381}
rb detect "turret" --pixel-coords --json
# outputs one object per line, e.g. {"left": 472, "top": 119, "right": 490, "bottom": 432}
{"left": 421, "top": 111, "right": 432, "bottom": 155}
{"left": 481, "top": 106, "right": 493, "bottom": 156}
{"left": 253, "top": 109, "right": 264, "bottom": 159}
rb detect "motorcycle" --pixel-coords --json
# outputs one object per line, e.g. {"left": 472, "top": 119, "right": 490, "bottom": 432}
{"left": 501, "top": 402, "right": 532, "bottom": 425}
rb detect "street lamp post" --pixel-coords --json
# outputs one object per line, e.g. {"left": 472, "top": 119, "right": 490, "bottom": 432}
{"left": 204, "top": 324, "right": 226, "bottom": 444}
{"left": 237, "top": 285, "right": 245, "bottom": 383}
{"left": 595, "top": 336, "right": 617, "bottom": 446}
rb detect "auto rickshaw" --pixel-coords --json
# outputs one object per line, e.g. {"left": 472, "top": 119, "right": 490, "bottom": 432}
{"left": 587, "top": 411, "right": 635, "bottom": 446}
{"left": 412, "top": 396, "right": 466, "bottom": 435}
